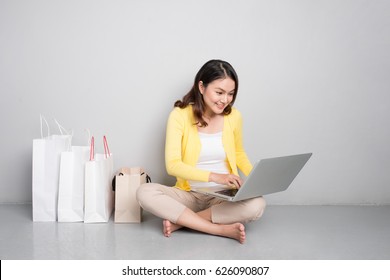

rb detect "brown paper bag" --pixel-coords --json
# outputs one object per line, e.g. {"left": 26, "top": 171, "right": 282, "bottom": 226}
{"left": 113, "top": 167, "right": 149, "bottom": 223}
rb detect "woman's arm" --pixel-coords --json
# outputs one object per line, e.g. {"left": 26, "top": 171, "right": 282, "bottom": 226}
{"left": 233, "top": 109, "right": 253, "bottom": 176}
{"left": 165, "top": 109, "right": 210, "bottom": 182}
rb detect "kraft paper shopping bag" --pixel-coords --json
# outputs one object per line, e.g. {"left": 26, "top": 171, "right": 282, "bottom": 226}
{"left": 113, "top": 167, "right": 150, "bottom": 223}
{"left": 84, "top": 136, "right": 114, "bottom": 223}
{"left": 32, "top": 116, "right": 72, "bottom": 221}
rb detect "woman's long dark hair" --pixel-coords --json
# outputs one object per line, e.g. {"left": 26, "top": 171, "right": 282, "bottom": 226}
{"left": 174, "top": 59, "right": 239, "bottom": 127}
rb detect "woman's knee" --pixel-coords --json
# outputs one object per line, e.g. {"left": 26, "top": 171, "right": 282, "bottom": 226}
{"left": 246, "top": 196, "right": 267, "bottom": 222}
{"left": 212, "top": 196, "right": 266, "bottom": 224}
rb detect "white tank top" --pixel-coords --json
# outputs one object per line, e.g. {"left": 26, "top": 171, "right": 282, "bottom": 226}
{"left": 189, "top": 131, "right": 230, "bottom": 189}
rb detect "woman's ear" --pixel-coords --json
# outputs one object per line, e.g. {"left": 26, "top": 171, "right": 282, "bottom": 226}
{"left": 198, "top": 81, "right": 204, "bottom": 94}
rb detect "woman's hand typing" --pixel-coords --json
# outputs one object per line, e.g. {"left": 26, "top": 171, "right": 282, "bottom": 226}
{"left": 209, "top": 173, "right": 243, "bottom": 189}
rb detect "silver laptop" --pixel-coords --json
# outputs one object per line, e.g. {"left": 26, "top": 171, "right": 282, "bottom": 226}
{"left": 191, "top": 153, "right": 312, "bottom": 201}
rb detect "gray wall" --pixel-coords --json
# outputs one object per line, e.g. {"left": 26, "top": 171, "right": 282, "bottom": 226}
{"left": 1, "top": 0, "right": 389, "bottom": 205}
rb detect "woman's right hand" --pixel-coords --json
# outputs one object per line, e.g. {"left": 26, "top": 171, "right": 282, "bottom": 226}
{"left": 209, "top": 173, "right": 243, "bottom": 189}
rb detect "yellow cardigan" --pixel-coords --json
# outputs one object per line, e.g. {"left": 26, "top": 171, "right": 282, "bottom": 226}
{"left": 165, "top": 105, "right": 253, "bottom": 191}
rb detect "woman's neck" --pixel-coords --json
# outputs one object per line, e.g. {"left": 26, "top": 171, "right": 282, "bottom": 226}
{"left": 198, "top": 114, "right": 224, "bottom": 134}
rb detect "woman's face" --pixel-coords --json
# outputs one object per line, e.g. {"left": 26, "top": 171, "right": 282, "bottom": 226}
{"left": 199, "top": 77, "right": 235, "bottom": 117}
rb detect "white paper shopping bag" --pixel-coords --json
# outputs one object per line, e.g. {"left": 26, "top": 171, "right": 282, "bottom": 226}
{"left": 58, "top": 145, "right": 90, "bottom": 222}
{"left": 84, "top": 136, "right": 114, "bottom": 223}
{"left": 32, "top": 116, "right": 72, "bottom": 221}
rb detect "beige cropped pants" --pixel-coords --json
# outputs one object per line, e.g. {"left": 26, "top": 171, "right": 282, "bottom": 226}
{"left": 136, "top": 183, "right": 266, "bottom": 224}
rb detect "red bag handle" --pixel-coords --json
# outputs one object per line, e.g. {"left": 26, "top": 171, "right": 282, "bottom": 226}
{"left": 89, "top": 136, "right": 95, "bottom": 161}
{"left": 89, "top": 136, "right": 110, "bottom": 160}
{"left": 103, "top": 135, "right": 110, "bottom": 158}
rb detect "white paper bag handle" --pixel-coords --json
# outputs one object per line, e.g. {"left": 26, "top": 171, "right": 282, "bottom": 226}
{"left": 54, "top": 119, "right": 73, "bottom": 151}
{"left": 54, "top": 119, "right": 72, "bottom": 136}
{"left": 40, "top": 114, "right": 50, "bottom": 138}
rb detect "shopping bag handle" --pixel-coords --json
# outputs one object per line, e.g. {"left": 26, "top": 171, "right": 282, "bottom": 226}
{"left": 111, "top": 171, "right": 152, "bottom": 191}
{"left": 103, "top": 135, "right": 110, "bottom": 158}
{"left": 89, "top": 136, "right": 110, "bottom": 161}
{"left": 39, "top": 115, "right": 72, "bottom": 139}
{"left": 142, "top": 172, "right": 152, "bottom": 183}
{"left": 54, "top": 119, "right": 72, "bottom": 136}
{"left": 40, "top": 114, "right": 50, "bottom": 138}
{"left": 89, "top": 136, "right": 95, "bottom": 161}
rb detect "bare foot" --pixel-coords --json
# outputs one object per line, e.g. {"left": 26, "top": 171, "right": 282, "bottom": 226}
{"left": 163, "top": 220, "right": 182, "bottom": 237}
{"left": 220, "top": 223, "right": 246, "bottom": 244}
{"left": 163, "top": 220, "right": 172, "bottom": 237}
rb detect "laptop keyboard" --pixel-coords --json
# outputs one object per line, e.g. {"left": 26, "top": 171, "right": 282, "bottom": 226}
{"left": 216, "top": 188, "right": 238, "bottom": 197}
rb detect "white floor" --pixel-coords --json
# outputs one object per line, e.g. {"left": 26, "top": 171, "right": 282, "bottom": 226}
{"left": 1, "top": 204, "right": 389, "bottom": 260}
